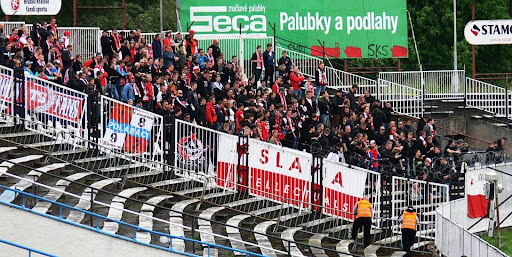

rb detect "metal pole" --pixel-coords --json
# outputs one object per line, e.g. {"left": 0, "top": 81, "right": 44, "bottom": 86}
{"left": 176, "top": 0, "right": 182, "bottom": 32}
{"left": 122, "top": 0, "right": 126, "bottom": 30}
{"left": 472, "top": 4, "right": 476, "bottom": 79}
{"left": 160, "top": 0, "right": 164, "bottom": 33}
{"left": 506, "top": 88, "right": 509, "bottom": 129}
{"left": 73, "top": 0, "right": 77, "bottom": 27}
{"left": 454, "top": 0, "right": 458, "bottom": 71}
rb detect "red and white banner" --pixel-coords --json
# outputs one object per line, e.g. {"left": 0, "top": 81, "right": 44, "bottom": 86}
{"left": 248, "top": 139, "right": 312, "bottom": 208}
{"left": 466, "top": 169, "right": 489, "bottom": 218}
{"left": 323, "top": 160, "right": 368, "bottom": 220}
{"left": 216, "top": 133, "right": 241, "bottom": 190}
{"left": 26, "top": 80, "right": 84, "bottom": 123}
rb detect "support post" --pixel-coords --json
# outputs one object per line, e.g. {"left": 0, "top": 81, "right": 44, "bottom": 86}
{"left": 472, "top": 4, "right": 476, "bottom": 79}
{"left": 122, "top": 0, "right": 126, "bottom": 30}
{"left": 73, "top": 0, "right": 77, "bottom": 27}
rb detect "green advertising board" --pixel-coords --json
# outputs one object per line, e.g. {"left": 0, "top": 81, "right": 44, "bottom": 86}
{"left": 180, "top": 0, "right": 408, "bottom": 58}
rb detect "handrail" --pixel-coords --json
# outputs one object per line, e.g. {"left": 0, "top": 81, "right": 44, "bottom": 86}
{"left": 0, "top": 180, "right": 271, "bottom": 257}
{"left": 434, "top": 124, "right": 495, "bottom": 146}
{"left": 0, "top": 238, "right": 57, "bottom": 257}
{"left": 0, "top": 157, "right": 362, "bottom": 257}
{"left": 436, "top": 200, "right": 509, "bottom": 257}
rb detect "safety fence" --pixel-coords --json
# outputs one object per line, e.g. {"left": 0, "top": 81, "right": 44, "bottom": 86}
{"left": 0, "top": 65, "right": 14, "bottom": 124}
{"left": 378, "top": 79, "right": 423, "bottom": 118}
{"left": 436, "top": 199, "right": 509, "bottom": 257}
{"left": 0, "top": 238, "right": 57, "bottom": 257}
{"left": 378, "top": 70, "right": 466, "bottom": 100}
{"left": 24, "top": 74, "right": 89, "bottom": 140}
{"left": 276, "top": 45, "right": 378, "bottom": 94}
{"left": 99, "top": 95, "right": 164, "bottom": 164}
{"left": 466, "top": 77, "right": 512, "bottom": 117}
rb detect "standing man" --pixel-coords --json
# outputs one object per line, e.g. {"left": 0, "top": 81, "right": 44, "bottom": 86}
{"left": 263, "top": 43, "right": 275, "bottom": 84}
{"left": 352, "top": 196, "right": 372, "bottom": 247}
{"left": 152, "top": 34, "right": 163, "bottom": 60}
{"left": 400, "top": 205, "right": 418, "bottom": 256}
{"left": 251, "top": 45, "right": 263, "bottom": 83}
{"left": 314, "top": 62, "right": 328, "bottom": 100}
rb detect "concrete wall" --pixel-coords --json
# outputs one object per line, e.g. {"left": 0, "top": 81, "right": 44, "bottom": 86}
{"left": 435, "top": 117, "right": 512, "bottom": 155}
{"left": 0, "top": 204, "right": 184, "bottom": 257}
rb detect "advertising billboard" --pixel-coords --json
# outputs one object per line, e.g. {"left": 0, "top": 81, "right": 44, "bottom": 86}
{"left": 1, "top": 0, "right": 62, "bottom": 15}
{"left": 181, "top": 0, "right": 408, "bottom": 58}
{"left": 465, "top": 20, "right": 512, "bottom": 45}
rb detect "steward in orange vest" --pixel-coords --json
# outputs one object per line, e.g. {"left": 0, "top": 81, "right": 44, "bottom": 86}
{"left": 401, "top": 205, "right": 418, "bottom": 256}
{"left": 351, "top": 196, "right": 372, "bottom": 247}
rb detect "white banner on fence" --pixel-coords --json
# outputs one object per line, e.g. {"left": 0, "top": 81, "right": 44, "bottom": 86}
{"left": 100, "top": 96, "right": 163, "bottom": 161}
{"left": 216, "top": 133, "right": 240, "bottom": 190}
{"left": 322, "top": 160, "right": 368, "bottom": 220}
{"left": 25, "top": 75, "right": 88, "bottom": 138}
{"left": 248, "top": 139, "right": 312, "bottom": 208}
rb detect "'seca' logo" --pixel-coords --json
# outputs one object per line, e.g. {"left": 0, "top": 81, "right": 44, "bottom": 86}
{"left": 190, "top": 6, "right": 266, "bottom": 33}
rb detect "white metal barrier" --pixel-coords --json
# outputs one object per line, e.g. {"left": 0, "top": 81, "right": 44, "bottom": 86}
{"left": 275, "top": 45, "right": 378, "bottom": 94}
{"left": 378, "top": 79, "right": 423, "bottom": 118}
{"left": 379, "top": 70, "right": 465, "bottom": 100}
{"left": 100, "top": 95, "right": 164, "bottom": 163}
{"left": 466, "top": 77, "right": 512, "bottom": 117}
{"left": 174, "top": 119, "right": 219, "bottom": 183}
{"left": 24, "top": 74, "right": 88, "bottom": 140}
{"left": 1, "top": 22, "right": 25, "bottom": 35}
{"left": 436, "top": 199, "right": 508, "bottom": 257}
{"left": 0, "top": 66, "right": 14, "bottom": 124}
{"left": 322, "top": 160, "right": 381, "bottom": 222}
{"left": 391, "top": 176, "right": 449, "bottom": 236}
{"left": 60, "top": 27, "right": 101, "bottom": 59}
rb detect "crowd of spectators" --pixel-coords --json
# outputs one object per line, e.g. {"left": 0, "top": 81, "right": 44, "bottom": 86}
{"left": 0, "top": 21, "right": 506, "bottom": 190}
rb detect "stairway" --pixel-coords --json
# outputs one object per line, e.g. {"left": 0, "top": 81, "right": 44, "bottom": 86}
{"left": 0, "top": 125, "right": 436, "bottom": 257}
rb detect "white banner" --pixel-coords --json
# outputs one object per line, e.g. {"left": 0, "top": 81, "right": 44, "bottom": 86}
{"left": 1, "top": 0, "right": 62, "bottom": 15}
{"left": 101, "top": 128, "right": 126, "bottom": 150}
{"left": 248, "top": 139, "right": 312, "bottom": 208}
{"left": 216, "top": 133, "right": 240, "bottom": 190}
{"left": 322, "top": 160, "right": 368, "bottom": 220}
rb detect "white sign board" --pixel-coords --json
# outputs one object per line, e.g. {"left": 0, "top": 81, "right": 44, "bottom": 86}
{"left": 1, "top": 0, "right": 61, "bottom": 15}
{"left": 464, "top": 19, "right": 512, "bottom": 45}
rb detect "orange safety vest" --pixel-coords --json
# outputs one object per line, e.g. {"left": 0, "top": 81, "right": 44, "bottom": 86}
{"left": 356, "top": 199, "right": 372, "bottom": 218}
{"left": 402, "top": 211, "right": 417, "bottom": 230}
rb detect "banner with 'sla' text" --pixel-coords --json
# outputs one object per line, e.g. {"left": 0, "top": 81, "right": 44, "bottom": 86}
{"left": 248, "top": 139, "right": 312, "bottom": 208}
{"left": 181, "top": 0, "right": 408, "bottom": 58}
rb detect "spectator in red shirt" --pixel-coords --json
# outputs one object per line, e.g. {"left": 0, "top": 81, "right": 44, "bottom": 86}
{"left": 235, "top": 103, "right": 245, "bottom": 133}
{"left": 205, "top": 96, "right": 217, "bottom": 128}
{"left": 289, "top": 66, "right": 305, "bottom": 99}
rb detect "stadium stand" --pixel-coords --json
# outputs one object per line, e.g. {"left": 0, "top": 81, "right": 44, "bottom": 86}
{"left": 0, "top": 19, "right": 510, "bottom": 257}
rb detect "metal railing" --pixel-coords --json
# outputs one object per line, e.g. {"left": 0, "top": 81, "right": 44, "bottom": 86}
{"left": 275, "top": 45, "right": 378, "bottom": 94}
{"left": 466, "top": 77, "right": 512, "bottom": 118}
{"left": 0, "top": 174, "right": 280, "bottom": 257}
{"left": 379, "top": 70, "right": 466, "bottom": 100}
{"left": 436, "top": 199, "right": 509, "bottom": 257}
{"left": 378, "top": 79, "right": 423, "bottom": 118}
{"left": 0, "top": 156, "right": 362, "bottom": 257}
{"left": 0, "top": 65, "right": 14, "bottom": 124}
{"left": 0, "top": 238, "right": 57, "bottom": 257}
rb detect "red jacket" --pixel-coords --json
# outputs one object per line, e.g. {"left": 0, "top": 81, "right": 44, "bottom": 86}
{"left": 206, "top": 102, "right": 217, "bottom": 125}
{"left": 290, "top": 72, "right": 305, "bottom": 91}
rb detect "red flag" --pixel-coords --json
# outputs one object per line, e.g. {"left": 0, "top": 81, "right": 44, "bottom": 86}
{"left": 466, "top": 170, "right": 489, "bottom": 218}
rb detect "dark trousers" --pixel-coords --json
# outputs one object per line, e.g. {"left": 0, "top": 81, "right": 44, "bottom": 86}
{"left": 264, "top": 66, "right": 274, "bottom": 84}
{"left": 402, "top": 228, "right": 416, "bottom": 255}
{"left": 352, "top": 217, "right": 371, "bottom": 247}
{"left": 254, "top": 68, "right": 262, "bottom": 82}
